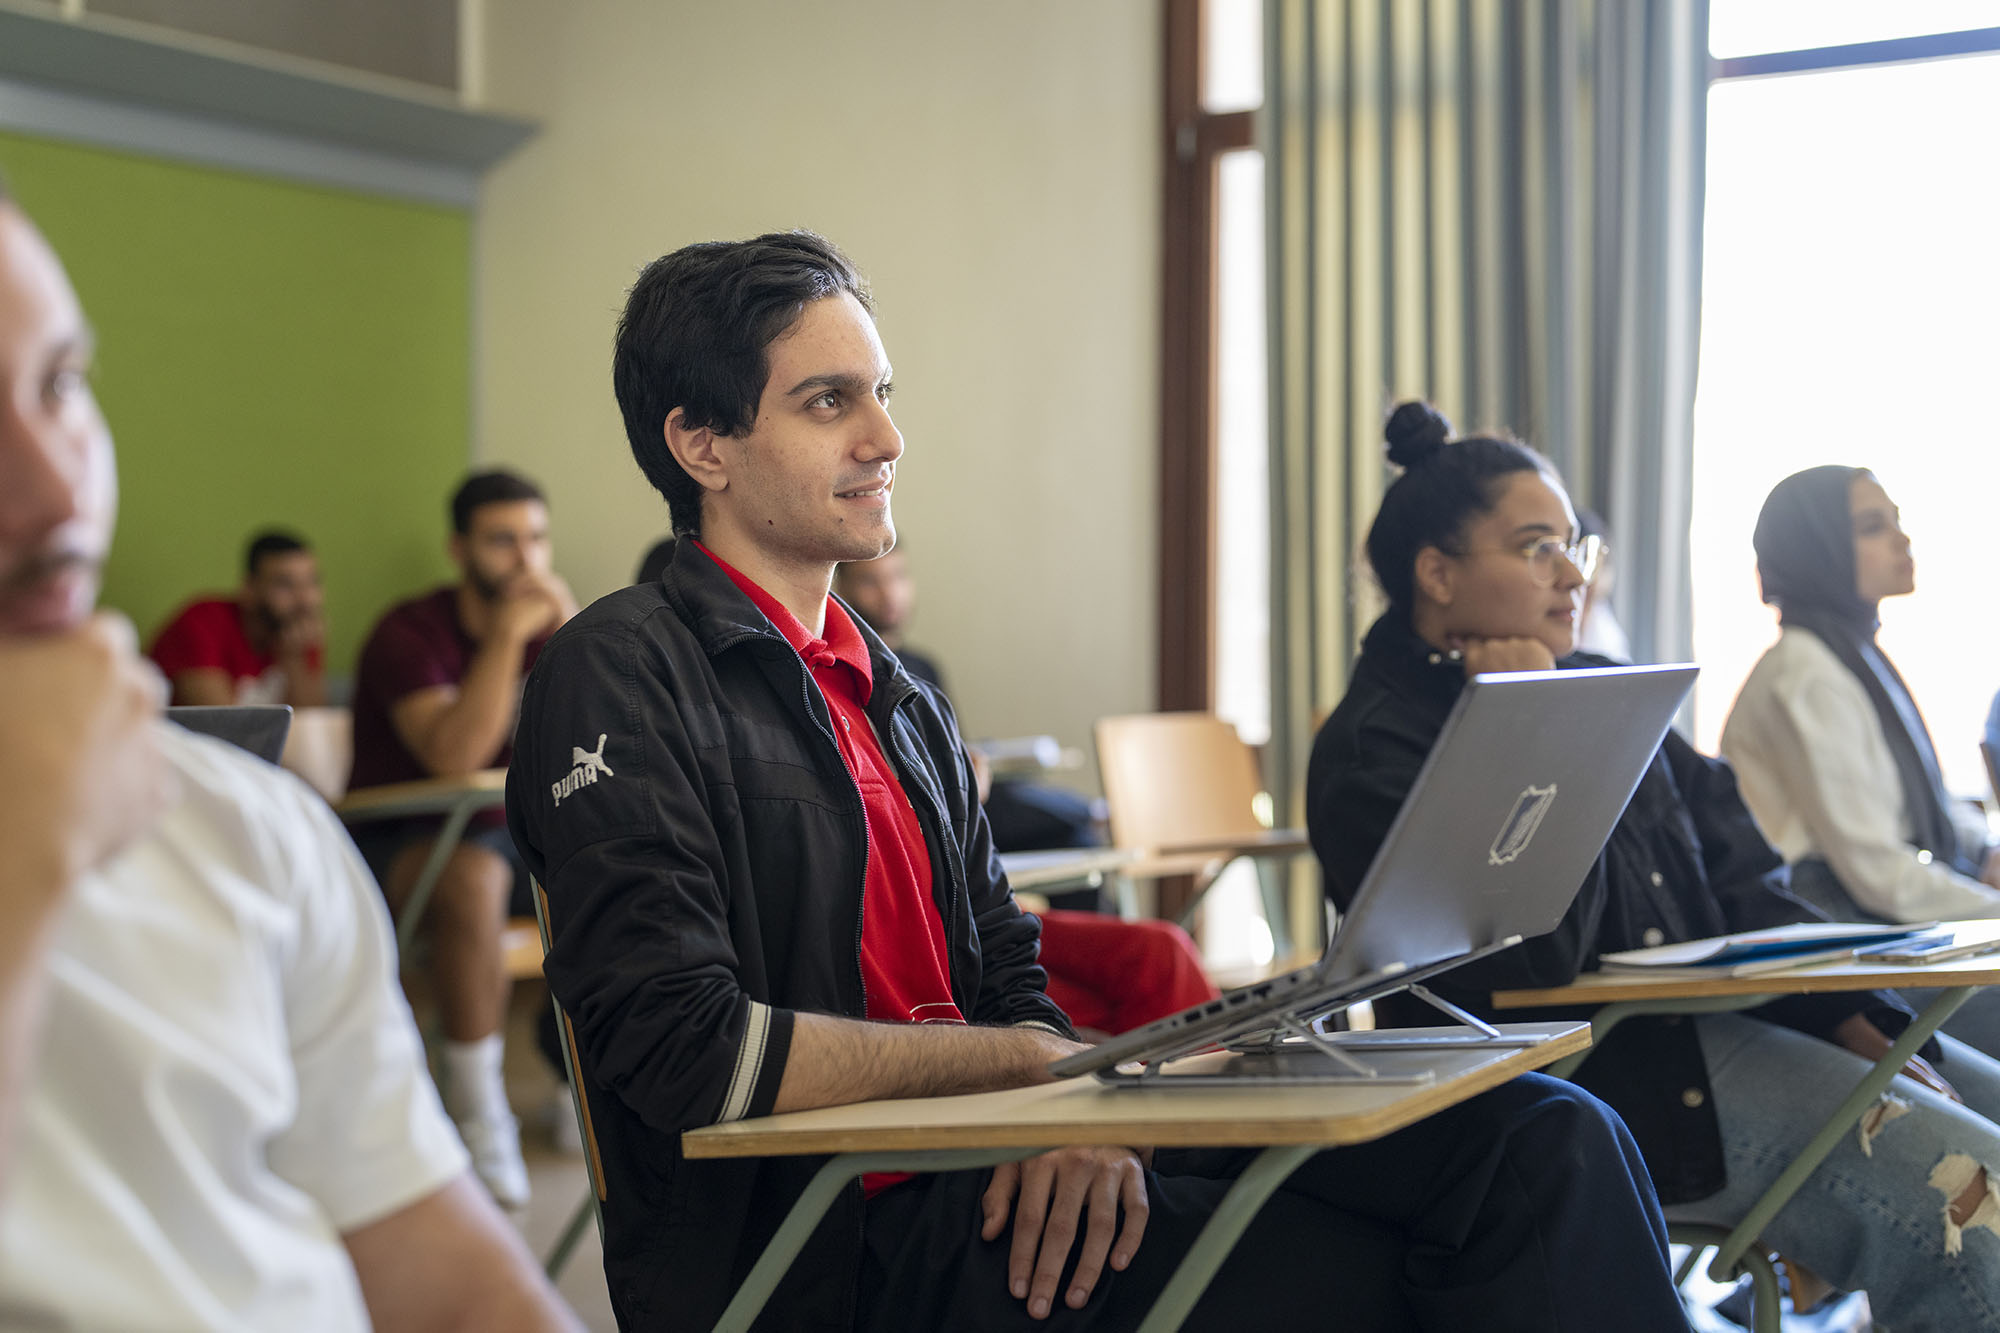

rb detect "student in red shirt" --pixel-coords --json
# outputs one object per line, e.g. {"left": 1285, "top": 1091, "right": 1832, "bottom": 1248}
{"left": 836, "top": 548, "right": 1217, "bottom": 1036}
{"left": 149, "top": 530, "right": 326, "bottom": 706}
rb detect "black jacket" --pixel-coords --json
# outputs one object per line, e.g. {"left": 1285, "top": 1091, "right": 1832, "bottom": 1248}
{"left": 1306, "top": 613, "right": 1914, "bottom": 1204}
{"left": 506, "top": 541, "right": 1071, "bottom": 1331}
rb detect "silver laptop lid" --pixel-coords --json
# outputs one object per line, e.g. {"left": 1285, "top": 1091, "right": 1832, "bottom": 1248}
{"left": 1046, "top": 662, "right": 1698, "bottom": 1082}
{"left": 1319, "top": 662, "right": 1697, "bottom": 985}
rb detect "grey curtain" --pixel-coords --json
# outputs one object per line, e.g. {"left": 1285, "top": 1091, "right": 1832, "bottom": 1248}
{"left": 1264, "top": 0, "right": 1709, "bottom": 823}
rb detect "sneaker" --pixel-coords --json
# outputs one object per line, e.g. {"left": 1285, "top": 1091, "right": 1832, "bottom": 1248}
{"left": 1707, "top": 1275, "right": 1872, "bottom": 1332}
{"left": 456, "top": 1110, "right": 531, "bottom": 1211}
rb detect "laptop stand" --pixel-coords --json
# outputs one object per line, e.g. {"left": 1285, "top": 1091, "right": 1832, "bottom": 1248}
{"left": 1100, "top": 983, "right": 1558, "bottom": 1087}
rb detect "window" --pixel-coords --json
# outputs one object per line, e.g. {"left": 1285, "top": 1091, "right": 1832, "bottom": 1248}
{"left": 1163, "top": 0, "right": 1273, "bottom": 970}
{"left": 1689, "top": 6, "right": 2000, "bottom": 797}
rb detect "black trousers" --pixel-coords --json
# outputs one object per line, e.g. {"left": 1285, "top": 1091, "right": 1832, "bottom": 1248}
{"left": 856, "top": 1073, "right": 1688, "bottom": 1332}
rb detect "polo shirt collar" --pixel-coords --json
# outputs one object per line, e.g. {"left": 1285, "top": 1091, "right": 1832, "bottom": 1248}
{"left": 692, "top": 540, "right": 874, "bottom": 700}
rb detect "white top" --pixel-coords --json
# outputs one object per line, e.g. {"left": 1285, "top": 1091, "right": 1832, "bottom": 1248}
{"left": 0, "top": 725, "right": 468, "bottom": 1331}
{"left": 1721, "top": 627, "right": 2000, "bottom": 922}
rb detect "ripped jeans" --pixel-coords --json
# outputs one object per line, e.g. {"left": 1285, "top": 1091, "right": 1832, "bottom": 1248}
{"left": 1663, "top": 1013, "right": 2000, "bottom": 1332}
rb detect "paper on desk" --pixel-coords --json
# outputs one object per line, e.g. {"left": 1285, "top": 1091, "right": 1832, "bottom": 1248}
{"left": 1599, "top": 921, "right": 1929, "bottom": 971}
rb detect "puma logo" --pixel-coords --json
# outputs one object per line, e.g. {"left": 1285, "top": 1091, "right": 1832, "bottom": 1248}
{"left": 552, "top": 733, "right": 615, "bottom": 807}
{"left": 572, "top": 733, "right": 614, "bottom": 778}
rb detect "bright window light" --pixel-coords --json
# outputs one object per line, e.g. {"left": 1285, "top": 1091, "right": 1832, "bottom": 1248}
{"left": 1688, "top": 52, "right": 2000, "bottom": 798}
{"left": 1214, "top": 148, "right": 1270, "bottom": 750}
{"left": 1202, "top": 0, "right": 1264, "bottom": 113}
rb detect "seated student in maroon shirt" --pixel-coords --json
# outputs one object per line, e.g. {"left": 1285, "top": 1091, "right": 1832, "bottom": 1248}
{"left": 349, "top": 469, "right": 576, "bottom": 1211}
{"left": 149, "top": 529, "right": 326, "bottom": 706}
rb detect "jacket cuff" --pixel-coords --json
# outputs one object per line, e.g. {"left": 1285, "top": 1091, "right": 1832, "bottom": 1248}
{"left": 1013, "top": 1019, "right": 1069, "bottom": 1038}
{"left": 717, "top": 1001, "right": 795, "bottom": 1123}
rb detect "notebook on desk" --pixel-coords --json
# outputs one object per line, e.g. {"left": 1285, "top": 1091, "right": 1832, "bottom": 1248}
{"left": 1048, "top": 662, "right": 1700, "bottom": 1086}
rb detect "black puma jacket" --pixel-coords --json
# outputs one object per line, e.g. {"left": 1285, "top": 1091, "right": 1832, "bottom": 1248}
{"left": 506, "top": 539, "right": 1070, "bottom": 1331}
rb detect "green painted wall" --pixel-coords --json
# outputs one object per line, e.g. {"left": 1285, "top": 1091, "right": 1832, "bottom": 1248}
{"left": 0, "top": 132, "right": 469, "bottom": 678}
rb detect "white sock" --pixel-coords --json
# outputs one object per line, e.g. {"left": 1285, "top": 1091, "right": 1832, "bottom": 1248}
{"left": 441, "top": 1034, "right": 510, "bottom": 1122}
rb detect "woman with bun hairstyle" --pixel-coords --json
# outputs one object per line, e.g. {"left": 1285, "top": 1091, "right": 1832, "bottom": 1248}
{"left": 1721, "top": 467, "right": 2000, "bottom": 926}
{"left": 1308, "top": 402, "right": 2000, "bottom": 1327}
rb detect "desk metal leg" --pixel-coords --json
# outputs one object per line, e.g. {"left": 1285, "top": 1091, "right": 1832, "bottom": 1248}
{"left": 393, "top": 794, "right": 485, "bottom": 955}
{"left": 544, "top": 1189, "right": 596, "bottom": 1279}
{"left": 1708, "top": 985, "right": 1975, "bottom": 1283}
{"left": 1134, "top": 1142, "right": 1317, "bottom": 1333}
{"left": 1110, "top": 872, "right": 1142, "bottom": 920}
{"left": 1544, "top": 993, "right": 1768, "bottom": 1081}
{"left": 712, "top": 1146, "right": 1041, "bottom": 1333}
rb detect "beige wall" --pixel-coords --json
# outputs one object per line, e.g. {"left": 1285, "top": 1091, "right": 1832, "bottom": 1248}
{"left": 474, "top": 0, "right": 1160, "bottom": 763}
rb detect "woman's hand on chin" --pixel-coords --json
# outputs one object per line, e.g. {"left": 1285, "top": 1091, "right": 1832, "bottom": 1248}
{"left": 1449, "top": 635, "right": 1557, "bottom": 677}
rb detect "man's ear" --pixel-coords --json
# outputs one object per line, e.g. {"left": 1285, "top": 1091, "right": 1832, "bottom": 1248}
{"left": 664, "top": 408, "right": 731, "bottom": 496}
{"left": 1413, "top": 545, "right": 1456, "bottom": 608}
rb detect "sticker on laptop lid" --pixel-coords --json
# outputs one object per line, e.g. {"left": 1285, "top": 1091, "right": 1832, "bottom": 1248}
{"left": 1489, "top": 784, "right": 1556, "bottom": 866}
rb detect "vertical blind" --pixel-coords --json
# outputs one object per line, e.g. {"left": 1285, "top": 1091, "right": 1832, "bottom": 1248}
{"left": 1264, "top": 0, "right": 1709, "bottom": 818}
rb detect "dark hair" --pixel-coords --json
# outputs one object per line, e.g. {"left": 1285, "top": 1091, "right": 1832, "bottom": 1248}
{"left": 450, "top": 468, "right": 546, "bottom": 534}
{"left": 244, "top": 529, "right": 309, "bottom": 578}
{"left": 1364, "top": 401, "right": 1553, "bottom": 611}
{"left": 612, "top": 230, "right": 873, "bottom": 536}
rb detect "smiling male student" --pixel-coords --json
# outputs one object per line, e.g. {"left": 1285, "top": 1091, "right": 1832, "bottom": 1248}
{"left": 505, "top": 230, "right": 1691, "bottom": 1332}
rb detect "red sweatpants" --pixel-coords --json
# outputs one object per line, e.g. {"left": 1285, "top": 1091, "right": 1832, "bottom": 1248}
{"left": 1034, "top": 909, "right": 1220, "bottom": 1035}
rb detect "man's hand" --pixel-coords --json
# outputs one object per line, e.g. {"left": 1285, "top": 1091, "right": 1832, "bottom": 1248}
{"left": 275, "top": 607, "right": 326, "bottom": 660}
{"left": 491, "top": 570, "right": 575, "bottom": 645}
{"left": 1451, "top": 635, "right": 1556, "bottom": 677}
{"left": 1834, "top": 1013, "right": 1962, "bottom": 1103}
{"left": 0, "top": 614, "right": 174, "bottom": 895}
{"left": 980, "top": 1146, "right": 1150, "bottom": 1320}
{"left": 1981, "top": 845, "right": 2000, "bottom": 890}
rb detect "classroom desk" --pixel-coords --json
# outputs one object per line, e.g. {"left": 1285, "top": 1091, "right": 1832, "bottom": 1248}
{"left": 1494, "top": 949, "right": 2000, "bottom": 1330}
{"left": 684, "top": 1020, "right": 1590, "bottom": 1333}
{"left": 1117, "top": 827, "right": 1313, "bottom": 884}
{"left": 998, "top": 847, "right": 1138, "bottom": 892}
{"left": 334, "top": 768, "right": 508, "bottom": 955}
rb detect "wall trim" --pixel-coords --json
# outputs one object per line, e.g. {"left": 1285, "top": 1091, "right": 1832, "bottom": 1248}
{"left": 0, "top": 75, "right": 482, "bottom": 207}
{"left": 0, "top": 3, "right": 533, "bottom": 207}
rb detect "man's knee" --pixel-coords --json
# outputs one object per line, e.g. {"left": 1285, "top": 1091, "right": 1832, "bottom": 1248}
{"left": 427, "top": 843, "right": 512, "bottom": 923}
{"left": 1471, "top": 1073, "right": 1633, "bottom": 1167}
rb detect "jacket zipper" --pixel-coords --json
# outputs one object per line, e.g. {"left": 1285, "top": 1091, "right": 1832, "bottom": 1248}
{"left": 881, "top": 700, "right": 966, "bottom": 1008}
{"left": 792, "top": 655, "right": 872, "bottom": 1019}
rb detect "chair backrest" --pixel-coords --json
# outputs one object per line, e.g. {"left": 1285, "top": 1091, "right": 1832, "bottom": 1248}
{"left": 533, "top": 881, "right": 609, "bottom": 1206}
{"left": 1093, "top": 712, "right": 1267, "bottom": 850}
{"left": 1983, "top": 741, "right": 2000, "bottom": 809}
{"left": 165, "top": 704, "right": 292, "bottom": 763}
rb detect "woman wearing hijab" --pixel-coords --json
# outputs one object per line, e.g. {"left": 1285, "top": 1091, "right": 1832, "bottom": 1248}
{"left": 1311, "top": 405, "right": 2000, "bottom": 1328}
{"left": 1721, "top": 466, "right": 2000, "bottom": 926}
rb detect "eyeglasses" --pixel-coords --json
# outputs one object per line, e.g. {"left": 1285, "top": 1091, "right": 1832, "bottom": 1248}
{"left": 1462, "top": 534, "right": 1604, "bottom": 587}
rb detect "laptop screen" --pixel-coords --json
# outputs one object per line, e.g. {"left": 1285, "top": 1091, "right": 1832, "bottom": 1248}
{"left": 1318, "top": 663, "right": 1697, "bottom": 986}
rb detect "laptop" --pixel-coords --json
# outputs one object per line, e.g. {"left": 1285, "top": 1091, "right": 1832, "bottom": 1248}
{"left": 166, "top": 705, "right": 294, "bottom": 764}
{"left": 1049, "top": 663, "right": 1698, "bottom": 1085}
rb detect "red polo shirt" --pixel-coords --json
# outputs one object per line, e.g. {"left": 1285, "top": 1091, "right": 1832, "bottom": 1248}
{"left": 150, "top": 597, "right": 324, "bottom": 704}
{"left": 699, "top": 544, "right": 963, "bottom": 1191}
